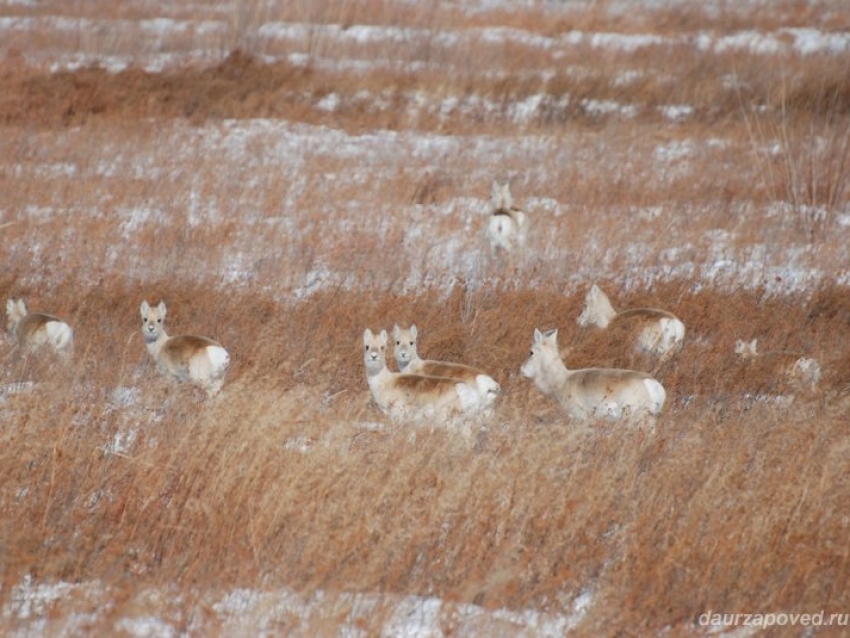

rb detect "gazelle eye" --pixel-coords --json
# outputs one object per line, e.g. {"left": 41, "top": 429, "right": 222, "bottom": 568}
{"left": 396, "top": 340, "right": 400, "bottom": 345}
{"left": 409, "top": 341, "right": 414, "bottom": 346}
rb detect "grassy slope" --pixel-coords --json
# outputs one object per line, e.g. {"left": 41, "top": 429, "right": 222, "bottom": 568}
{"left": 2, "top": 1, "right": 850, "bottom": 635}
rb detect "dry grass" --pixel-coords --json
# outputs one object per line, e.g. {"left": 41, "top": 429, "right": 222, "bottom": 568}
{"left": 2, "top": 0, "right": 850, "bottom": 635}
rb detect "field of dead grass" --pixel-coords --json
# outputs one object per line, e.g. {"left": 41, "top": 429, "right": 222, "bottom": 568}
{"left": 2, "top": 0, "right": 850, "bottom": 635}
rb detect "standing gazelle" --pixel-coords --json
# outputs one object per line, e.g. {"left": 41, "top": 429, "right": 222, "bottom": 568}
{"left": 485, "top": 181, "right": 528, "bottom": 258}
{"left": 6, "top": 298, "right": 74, "bottom": 357}
{"left": 140, "top": 300, "right": 230, "bottom": 396}
{"left": 577, "top": 284, "right": 685, "bottom": 361}
{"left": 734, "top": 338, "right": 821, "bottom": 391}
{"left": 392, "top": 324, "right": 500, "bottom": 400}
{"left": 363, "top": 328, "right": 497, "bottom": 424}
{"left": 521, "top": 328, "right": 666, "bottom": 421}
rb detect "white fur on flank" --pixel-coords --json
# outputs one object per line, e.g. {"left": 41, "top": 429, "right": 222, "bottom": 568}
{"left": 485, "top": 181, "right": 528, "bottom": 257}
{"left": 392, "top": 324, "right": 500, "bottom": 404}
{"left": 734, "top": 338, "right": 822, "bottom": 390}
{"left": 577, "top": 284, "right": 685, "bottom": 359}
{"left": 521, "top": 328, "right": 666, "bottom": 421}
{"left": 140, "top": 300, "right": 231, "bottom": 396}
{"left": 6, "top": 298, "right": 74, "bottom": 357}
{"left": 363, "top": 328, "right": 495, "bottom": 424}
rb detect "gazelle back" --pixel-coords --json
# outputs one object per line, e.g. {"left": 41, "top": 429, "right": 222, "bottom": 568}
{"left": 6, "top": 298, "right": 74, "bottom": 357}
{"left": 363, "top": 328, "right": 496, "bottom": 423}
{"left": 140, "top": 300, "right": 230, "bottom": 396}
{"left": 485, "top": 181, "right": 528, "bottom": 257}
{"left": 392, "top": 324, "right": 500, "bottom": 401}
{"left": 521, "top": 328, "right": 666, "bottom": 421}
{"left": 734, "top": 338, "right": 821, "bottom": 391}
{"left": 577, "top": 284, "right": 685, "bottom": 360}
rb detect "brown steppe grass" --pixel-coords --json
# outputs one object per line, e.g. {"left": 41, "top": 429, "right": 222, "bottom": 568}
{"left": 2, "top": 0, "right": 850, "bottom": 635}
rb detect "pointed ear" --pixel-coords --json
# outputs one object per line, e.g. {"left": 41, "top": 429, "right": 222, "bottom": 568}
{"left": 533, "top": 327, "right": 543, "bottom": 343}
{"left": 545, "top": 328, "right": 559, "bottom": 342}
{"left": 157, "top": 301, "right": 167, "bottom": 317}
{"left": 409, "top": 324, "right": 417, "bottom": 340}
{"left": 393, "top": 325, "right": 401, "bottom": 339}
{"left": 16, "top": 299, "right": 26, "bottom": 314}
{"left": 6, "top": 299, "right": 15, "bottom": 313}
{"left": 379, "top": 329, "right": 388, "bottom": 344}
{"left": 501, "top": 183, "right": 512, "bottom": 209}
{"left": 140, "top": 300, "right": 150, "bottom": 316}
{"left": 363, "top": 328, "right": 374, "bottom": 344}
{"left": 588, "top": 284, "right": 600, "bottom": 298}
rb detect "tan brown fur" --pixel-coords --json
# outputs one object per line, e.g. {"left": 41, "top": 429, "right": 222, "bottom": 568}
{"left": 521, "top": 328, "right": 666, "bottom": 422}
{"left": 577, "top": 284, "right": 685, "bottom": 360}
{"left": 363, "top": 328, "right": 497, "bottom": 424}
{"left": 734, "top": 338, "right": 821, "bottom": 391}
{"left": 6, "top": 298, "right": 74, "bottom": 357}
{"left": 140, "top": 300, "right": 231, "bottom": 396}
{"left": 392, "top": 324, "right": 500, "bottom": 400}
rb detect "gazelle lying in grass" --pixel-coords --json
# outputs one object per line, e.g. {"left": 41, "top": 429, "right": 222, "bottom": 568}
{"left": 364, "top": 328, "right": 498, "bottom": 423}
{"left": 485, "top": 181, "right": 528, "bottom": 258}
{"left": 140, "top": 300, "right": 231, "bottom": 396}
{"left": 392, "top": 324, "right": 500, "bottom": 398}
{"left": 577, "top": 284, "right": 685, "bottom": 360}
{"left": 521, "top": 328, "right": 666, "bottom": 421}
{"left": 5, "top": 298, "right": 74, "bottom": 357}
{"left": 734, "top": 338, "right": 821, "bottom": 391}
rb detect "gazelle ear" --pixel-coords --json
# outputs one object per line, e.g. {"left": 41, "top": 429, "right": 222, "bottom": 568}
{"left": 379, "top": 329, "right": 388, "bottom": 344}
{"left": 140, "top": 300, "right": 150, "bottom": 316}
{"left": 545, "top": 328, "right": 559, "bottom": 342}
{"left": 501, "top": 183, "right": 512, "bottom": 209}
{"left": 588, "top": 284, "right": 600, "bottom": 299}
{"left": 533, "top": 327, "right": 544, "bottom": 343}
{"left": 491, "top": 181, "right": 501, "bottom": 206}
{"left": 393, "top": 325, "right": 401, "bottom": 340}
{"left": 16, "top": 299, "right": 27, "bottom": 314}
{"left": 409, "top": 324, "right": 418, "bottom": 340}
{"left": 363, "top": 328, "right": 374, "bottom": 344}
{"left": 157, "top": 301, "right": 167, "bottom": 317}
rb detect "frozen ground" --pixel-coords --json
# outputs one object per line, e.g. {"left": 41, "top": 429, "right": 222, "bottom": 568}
{"left": 2, "top": 575, "right": 594, "bottom": 637}
{"left": 5, "top": 117, "right": 848, "bottom": 299}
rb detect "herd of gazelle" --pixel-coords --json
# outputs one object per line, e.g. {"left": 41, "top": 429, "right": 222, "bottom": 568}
{"left": 4, "top": 182, "right": 823, "bottom": 417}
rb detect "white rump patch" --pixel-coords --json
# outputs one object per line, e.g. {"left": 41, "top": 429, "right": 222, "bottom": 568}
{"left": 45, "top": 321, "right": 73, "bottom": 351}
{"left": 207, "top": 345, "right": 231, "bottom": 371}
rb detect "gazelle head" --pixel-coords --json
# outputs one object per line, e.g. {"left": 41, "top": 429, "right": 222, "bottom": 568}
{"left": 6, "top": 298, "right": 27, "bottom": 334}
{"left": 140, "top": 300, "right": 168, "bottom": 345}
{"left": 392, "top": 324, "right": 419, "bottom": 370}
{"left": 521, "top": 327, "right": 560, "bottom": 379}
{"left": 491, "top": 181, "right": 513, "bottom": 213}
{"left": 577, "top": 284, "right": 616, "bottom": 328}
{"left": 734, "top": 338, "right": 759, "bottom": 358}
{"left": 363, "top": 328, "right": 389, "bottom": 376}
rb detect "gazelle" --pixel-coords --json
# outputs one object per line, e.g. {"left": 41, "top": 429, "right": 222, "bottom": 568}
{"left": 140, "top": 300, "right": 230, "bottom": 396}
{"left": 392, "top": 324, "right": 500, "bottom": 399}
{"left": 577, "top": 284, "right": 685, "bottom": 360}
{"left": 5, "top": 298, "right": 74, "bottom": 357}
{"left": 363, "top": 328, "right": 498, "bottom": 423}
{"left": 521, "top": 328, "right": 666, "bottom": 421}
{"left": 734, "top": 338, "right": 821, "bottom": 391}
{"left": 485, "top": 181, "right": 528, "bottom": 258}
